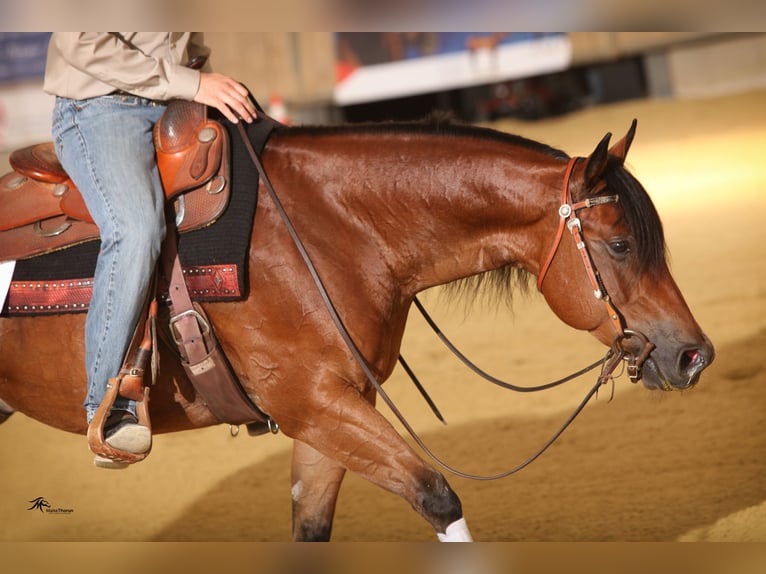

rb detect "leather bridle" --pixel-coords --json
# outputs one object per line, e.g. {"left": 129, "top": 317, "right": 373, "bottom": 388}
{"left": 537, "top": 157, "right": 655, "bottom": 383}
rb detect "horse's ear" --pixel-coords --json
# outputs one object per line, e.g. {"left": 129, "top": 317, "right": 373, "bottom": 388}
{"left": 608, "top": 118, "right": 637, "bottom": 164}
{"left": 584, "top": 131, "right": 611, "bottom": 188}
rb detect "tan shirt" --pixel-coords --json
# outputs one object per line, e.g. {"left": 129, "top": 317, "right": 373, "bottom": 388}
{"left": 43, "top": 32, "right": 212, "bottom": 101}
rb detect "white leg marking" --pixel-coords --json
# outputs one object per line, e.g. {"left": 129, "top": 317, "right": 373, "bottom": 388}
{"left": 291, "top": 480, "right": 303, "bottom": 502}
{"left": 437, "top": 517, "right": 473, "bottom": 542}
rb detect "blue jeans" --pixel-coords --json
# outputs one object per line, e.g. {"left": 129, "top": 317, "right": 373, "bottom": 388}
{"left": 52, "top": 95, "right": 167, "bottom": 423}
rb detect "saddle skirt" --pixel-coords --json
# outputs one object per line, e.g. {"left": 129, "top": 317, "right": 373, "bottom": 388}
{"left": 0, "top": 100, "right": 230, "bottom": 262}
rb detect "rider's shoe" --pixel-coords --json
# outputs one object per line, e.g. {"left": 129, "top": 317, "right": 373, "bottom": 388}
{"left": 93, "top": 410, "right": 151, "bottom": 470}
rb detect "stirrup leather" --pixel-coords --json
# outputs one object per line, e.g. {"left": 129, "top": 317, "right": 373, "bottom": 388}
{"left": 86, "top": 290, "right": 157, "bottom": 464}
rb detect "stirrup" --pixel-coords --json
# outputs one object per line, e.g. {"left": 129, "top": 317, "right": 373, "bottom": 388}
{"left": 86, "top": 376, "right": 152, "bottom": 465}
{"left": 86, "top": 288, "right": 157, "bottom": 466}
{"left": 93, "top": 410, "right": 151, "bottom": 469}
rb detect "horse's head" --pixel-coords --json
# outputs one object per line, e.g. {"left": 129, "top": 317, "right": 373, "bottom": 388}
{"left": 538, "top": 120, "right": 714, "bottom": 391}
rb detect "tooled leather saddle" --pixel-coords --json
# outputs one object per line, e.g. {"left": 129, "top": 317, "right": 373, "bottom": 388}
{"left": 0, "top": 99, "right": 230, "bottom": 262}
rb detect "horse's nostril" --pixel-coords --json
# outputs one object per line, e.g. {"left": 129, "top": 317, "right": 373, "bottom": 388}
{"left": 680, "top": 349, "right": 698, "bottom": 371}
{"left": 678, "top": 347, "right": 710, "bottom": 383}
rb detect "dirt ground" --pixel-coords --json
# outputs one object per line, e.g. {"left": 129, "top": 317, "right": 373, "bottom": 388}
{"left": 1, "top": 90, "right": 765, "bottom": 542}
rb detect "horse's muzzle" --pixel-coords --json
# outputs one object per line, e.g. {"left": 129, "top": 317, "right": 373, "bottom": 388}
{"left": 639, "top": 336, "right": 715, "bottom": 391}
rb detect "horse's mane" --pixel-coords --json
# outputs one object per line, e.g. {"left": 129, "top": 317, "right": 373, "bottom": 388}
{"left": 275, "top": 112, "right": 569, "bottom": 161}
{"left": 277, "top": 117, "right": 666, "bottom": 308}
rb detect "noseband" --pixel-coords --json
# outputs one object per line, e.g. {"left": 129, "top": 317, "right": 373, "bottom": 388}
{"left": 537, "top": 157, "right": 655, "bottom": 383}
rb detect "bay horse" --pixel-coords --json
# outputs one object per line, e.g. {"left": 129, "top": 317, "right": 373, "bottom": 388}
{"left": 0, "top": 115, "right": 714, "bottom": 541}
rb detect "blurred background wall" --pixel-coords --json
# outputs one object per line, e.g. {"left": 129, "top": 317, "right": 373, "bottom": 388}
{"left": 1, "top": 32, "right": 765, "bottom": 152}
{"left": 203, "top": 32, "right": 765, "bottom": 123}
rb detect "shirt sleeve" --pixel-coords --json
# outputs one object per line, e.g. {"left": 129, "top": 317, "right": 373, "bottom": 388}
{"left": 50, "top": 32, "right": 201, "bottom": 101}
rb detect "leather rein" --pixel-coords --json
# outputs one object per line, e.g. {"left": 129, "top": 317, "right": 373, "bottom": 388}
{"left": 238, "top": 124, "right": 653, "bottom": 480}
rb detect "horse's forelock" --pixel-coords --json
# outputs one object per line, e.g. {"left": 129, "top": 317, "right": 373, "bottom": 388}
{"left": 603, "top": 158, "right": 667, "bottom": 275}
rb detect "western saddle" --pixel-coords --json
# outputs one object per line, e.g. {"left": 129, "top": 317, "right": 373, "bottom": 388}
{"left": 0, "top": 99, "right": 230, "bottom": 262}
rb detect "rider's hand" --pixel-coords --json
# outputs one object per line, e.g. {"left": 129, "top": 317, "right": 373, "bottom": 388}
{"left": 194, "top": 72, "right": 257, "bottom": 124}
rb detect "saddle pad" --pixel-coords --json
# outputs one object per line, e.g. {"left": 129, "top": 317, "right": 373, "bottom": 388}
{"left": 2, "top": 118, "right": 273, "bottom": 317}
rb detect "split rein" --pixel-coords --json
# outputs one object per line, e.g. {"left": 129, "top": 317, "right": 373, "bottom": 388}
{"left": 237, "top": 124, "right": 653, "bottom": 481}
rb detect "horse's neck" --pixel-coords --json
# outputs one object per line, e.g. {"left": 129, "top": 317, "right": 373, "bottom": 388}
{"left": 359, "top": 136, "right": 559, "bottom": 292}
{"left": 274, "top": 132, "right": 562, "bottom": 294}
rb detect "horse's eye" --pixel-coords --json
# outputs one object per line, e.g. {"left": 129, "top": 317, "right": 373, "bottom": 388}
{"left": 609, "top": 240, "right": 630, "bottom": 256}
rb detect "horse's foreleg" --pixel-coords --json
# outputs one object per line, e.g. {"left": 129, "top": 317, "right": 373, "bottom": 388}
{"left": 290, "top": 439, "right": 347, "bottom": 541}
{"left": 284, "top": 386, "right": 471, "bottom": 541}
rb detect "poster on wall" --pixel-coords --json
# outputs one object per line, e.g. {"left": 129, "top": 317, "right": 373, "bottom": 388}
{"left": 0, "top": 32, "right": 55, "bottom": 151}
{"left": 333, "top": 32, "right": 571, "bottom": 106}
